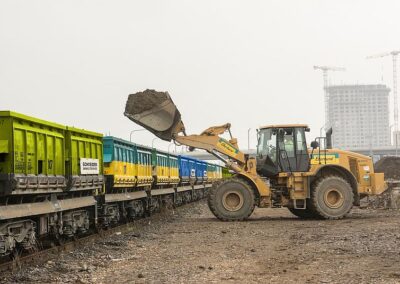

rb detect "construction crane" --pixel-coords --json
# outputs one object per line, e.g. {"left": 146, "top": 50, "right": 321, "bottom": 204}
{"left": 313, "top": 65, "right": 346, "bottom": 130}
{"left": 367, "top": 50, "right": 400, "bottom": 155}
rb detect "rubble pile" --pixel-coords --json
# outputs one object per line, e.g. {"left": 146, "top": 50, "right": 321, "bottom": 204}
{"left": 374, "top": 156, "right": 400, "bottom": 180}
{"left": 365, "top": 157, "right": 400, "bottom": 209}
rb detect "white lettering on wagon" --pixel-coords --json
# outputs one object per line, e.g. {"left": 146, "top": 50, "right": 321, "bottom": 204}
{"left": 80, "top": 158, "right": 99, "bottom": 175}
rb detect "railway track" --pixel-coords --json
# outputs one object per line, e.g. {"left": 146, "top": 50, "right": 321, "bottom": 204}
{"left": 0, "top": 220, "right": 136, "bottom": 274}
{"left": 0, "top": 191, "right": 211, "bottom": 274}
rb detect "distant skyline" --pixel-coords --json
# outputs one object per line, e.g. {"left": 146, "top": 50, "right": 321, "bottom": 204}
{"left": 327, "top": 84, "right": 391, "bottom": 149}
{"left": 1, "top": 1, "right": 400, "bottom": 151}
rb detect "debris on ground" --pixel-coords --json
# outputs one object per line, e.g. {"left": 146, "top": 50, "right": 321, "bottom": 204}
{"left": 363, "top": 157, "right": 400, "bottom": 209}
{"left": 2, "top": 201, "right": 400, "bottom": 284}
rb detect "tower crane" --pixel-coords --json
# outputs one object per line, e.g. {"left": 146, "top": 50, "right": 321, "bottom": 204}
{"left": 313, "top": 65, "right": 346, "bottom": 130}
{"left": 367, "top": 50, "right": 400, "bottom": 155}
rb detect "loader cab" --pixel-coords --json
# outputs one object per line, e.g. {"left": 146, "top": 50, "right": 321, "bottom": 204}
{"left": 256, "top": 124, "right": 310, "bottom": 177}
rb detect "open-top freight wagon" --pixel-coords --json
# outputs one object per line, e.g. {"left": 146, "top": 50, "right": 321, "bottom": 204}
{"left": 0, "top": 111, "right": 226, "bottom": 257}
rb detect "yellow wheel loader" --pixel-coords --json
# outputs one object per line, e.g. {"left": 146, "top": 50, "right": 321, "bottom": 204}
{"left": 124, "top": 90, "right": 386, "bottom": 220}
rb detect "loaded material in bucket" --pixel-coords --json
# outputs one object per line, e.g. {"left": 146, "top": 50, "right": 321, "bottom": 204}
{"left": 124, "top": 89, "right": 185, "bottom": 141}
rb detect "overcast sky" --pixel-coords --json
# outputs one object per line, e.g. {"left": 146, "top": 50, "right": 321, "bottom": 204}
{"left": 1, "top": 1, "right": 400, "bottom": 151}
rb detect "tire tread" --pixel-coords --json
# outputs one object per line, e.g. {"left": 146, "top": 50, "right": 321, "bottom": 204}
{"left": 208, "top": 178, "right": 256, "bottom": 221}
{"left": 309, "top": 175, "right": 354, "bottom": 220}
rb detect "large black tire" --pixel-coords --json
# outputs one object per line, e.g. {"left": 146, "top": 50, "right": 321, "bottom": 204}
{"left": 309, "top": 176, "right": 354, "bottom": 220}
{"left": 207, "top": 178, "right": 256, "bottom": 221}
{"left": 287, "top": 207, "right": 316, "bottom": 219}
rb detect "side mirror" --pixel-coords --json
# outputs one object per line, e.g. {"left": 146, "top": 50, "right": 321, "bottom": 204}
{"left": 310, "top": 141, "right": 319, "bottom": 149}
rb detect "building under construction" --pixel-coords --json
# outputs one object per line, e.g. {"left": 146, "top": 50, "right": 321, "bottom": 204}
{"left": 327, "top": 84, "right": 391, "bottom": 149}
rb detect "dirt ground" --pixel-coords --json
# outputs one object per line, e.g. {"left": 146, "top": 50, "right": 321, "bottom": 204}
{"left": 3, "top": 200, "right": 400, "bottom": 284}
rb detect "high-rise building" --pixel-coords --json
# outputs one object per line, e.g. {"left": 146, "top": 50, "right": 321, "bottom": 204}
{"left": 326, "top": 84, "right": 391, "bottom": 149}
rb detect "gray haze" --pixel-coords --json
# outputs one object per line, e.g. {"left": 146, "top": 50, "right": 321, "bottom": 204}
{"left": 1, "top": 1, "right": 399, "bottom": 151}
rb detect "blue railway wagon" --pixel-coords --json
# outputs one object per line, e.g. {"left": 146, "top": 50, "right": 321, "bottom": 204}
{"left": 195, "top": 161, "right": 207, "bottom": 184}
{"left": 178, "top": 155, "right": 197, "bottom": 185}
{"left": 201, "top": 161, "right": 208, "bottom": 183}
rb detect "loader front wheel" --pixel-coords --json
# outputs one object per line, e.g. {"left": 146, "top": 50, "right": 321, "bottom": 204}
{"left": 310, "top": 176, "right": 354, "bottom": 219}
{"left": 208, "top": 178, "right": 256, "bottom": 221}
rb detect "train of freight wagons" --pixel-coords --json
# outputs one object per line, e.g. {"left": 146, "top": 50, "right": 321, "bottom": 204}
{"left": 0, "top": 111, "right": 230, "bottom": 256}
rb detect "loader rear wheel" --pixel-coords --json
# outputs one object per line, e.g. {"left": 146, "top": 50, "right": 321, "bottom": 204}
{"left": 208, "top": 178, "right": 255, "bottom": 221}
{"left": 309, "top": 176, "right": 353, "bottom": 219}
{"left": 287, "top": 207, "right": 316, "bottom": 219}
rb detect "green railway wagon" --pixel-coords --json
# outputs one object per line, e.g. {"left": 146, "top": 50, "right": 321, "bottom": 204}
{"left": 0, "top": 111, "right": 67, "bottom": 195}
{"left": 65, "top": 126, "right": 104, "bottom": 193}
{"left": 222, "top": 166, "right": 231, "bottom": 179}
{"left": 0, "top": 111, "right": 103, "bottom": 256}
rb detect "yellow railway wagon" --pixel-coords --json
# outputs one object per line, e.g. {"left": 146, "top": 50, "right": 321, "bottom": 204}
{"left": 152, "top": 150, "right": 180, "bottom": 186}
{"left": 103, "top": 137, "right": 153, "bottom": 190}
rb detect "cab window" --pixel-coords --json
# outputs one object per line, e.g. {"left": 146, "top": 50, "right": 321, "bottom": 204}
{"left": 295, "top": 128, "right": 307, "bottom": 152}
{"left": 277, "top": 128, "right": 295, "bottom": 158}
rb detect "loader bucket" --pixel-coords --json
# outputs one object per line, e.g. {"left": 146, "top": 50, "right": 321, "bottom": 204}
{"left": 124, "top": 89, "right": 185, "bottom": 141}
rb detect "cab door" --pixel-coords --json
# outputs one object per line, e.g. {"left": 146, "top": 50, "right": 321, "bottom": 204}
{"left": 278, "top": 127, "right": 309, "bottom": 173}
{"left": 277, "top": 128, "right": 296, "bottom": 172}
{"left": 294, "top": 127, "right": 310, "bottom": 172}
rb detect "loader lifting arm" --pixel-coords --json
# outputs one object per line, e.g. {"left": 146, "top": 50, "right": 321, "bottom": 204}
{"left": 175, "top": 123, "right": 245, "bottom": 164}
{"left": 124, "top": 90, "right": 246, "bottom": 168}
